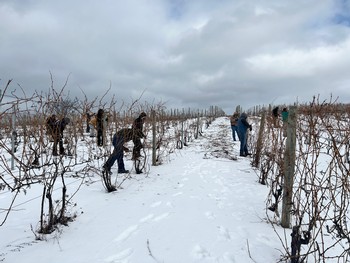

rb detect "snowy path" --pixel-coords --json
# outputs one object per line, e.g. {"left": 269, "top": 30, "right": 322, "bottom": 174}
{"left": 1, "top": 117, "right": 282, "bottom": 263}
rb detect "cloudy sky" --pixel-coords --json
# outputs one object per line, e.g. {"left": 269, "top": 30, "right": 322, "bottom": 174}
{"left": 1, "top": 0, "right": 350, "bottom": 113}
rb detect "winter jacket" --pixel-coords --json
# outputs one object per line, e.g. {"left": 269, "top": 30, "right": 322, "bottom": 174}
{"left": 132, "top": 112, "right": 146, "bottom": 139}
{"left": 281, "top": 109, "right": 289, "bottom": 122}
{"left": 272, "top": 107, "right": 279, "bottom": 117}
{"left": 230, "top": 113, "right": 239, "bottom": 126}
{"left": 237, "top": 113, "right": 252, "bottom": 135}
{"left": 112, "top": 128, "right": 133, "bottom": 149}
{"left": 47, "top": 116, "right": 70, "bottom": 137}
{"left": 96, "top": 109, "right": 104, "bottom": 131}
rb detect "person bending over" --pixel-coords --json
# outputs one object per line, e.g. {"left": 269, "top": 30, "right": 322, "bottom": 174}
{"left": 103, "top": 128, "right": 133, "bottom": 174}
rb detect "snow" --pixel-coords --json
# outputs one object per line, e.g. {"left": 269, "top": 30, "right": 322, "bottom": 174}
{"left": 0, "top": 117, "right": 284, "bottom": 263}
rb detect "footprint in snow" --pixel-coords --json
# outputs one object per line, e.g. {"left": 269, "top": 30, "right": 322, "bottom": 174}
{"left": 205, "top": 211, "right": 216, "bottom": 220}
{"left": 217, "top": 226, "right": 231, "bottom": 240}
{"left": 139, "top": 214, "right": 154, "bottom": 223}
{"left": 150, "top": 201, "right": 162, "bottom": 208}
{"left": 208, "top": 193, "right": 226, "bottom": 209}
{"left": 192, "top": 244, "right": 211, "bottom": 260}
{"left": 104, "top": 247, "right": 133, "bottom": 263}
{"left": 153, "top": 212, "right": 170, "bottom": 222}
{"left": 221, "top": 252, "right": 236, "bottom": 262}
{"left": 166, "top": 201, "right": 174, "bottom": 208}
{"left": 113, "top": 225, "right": 138, "bottom": 243}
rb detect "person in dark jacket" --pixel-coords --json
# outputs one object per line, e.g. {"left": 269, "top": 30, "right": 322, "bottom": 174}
{"left": 132, "top": 112, "right": 147, "bottom": 159}
{"left": 46, "top": 114, "right": 57, "bottom": 142}
{"left": 237, "top": 113, "right": 252, "bottom": 157}
{"left": 272, "top": 106, "right": 279, "bottom": 127}
{"left": 85, "top": 112, "right": 92, "bottom": 133}
{"left": 96, "top": 109, "right": 105, "bottom": 146}
{"left": 47, "top": 116, "right": 70, "bottom": 156}
{"left": 103, "top": 128, "right": 133, "bottom": 174}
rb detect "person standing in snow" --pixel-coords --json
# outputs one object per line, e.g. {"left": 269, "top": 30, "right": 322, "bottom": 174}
{"left": 89, "top": 113, "right": 97, "bottom": 137}
{"left": 96, "top": 108, "right": 105, "bottom": 146}
{"left": 132, "top": 112, "right": 147, "bottom": 160}
{"left": 85, "top": 112, "right": 92, "bottom": 133}
{"left": 230, "top": 112, "right": 240, "bottom": 141}
{"left": 46, "top": 114, "right": 57, "bottom": 142}
{"left": 237, "top": 112, "right": 252, "bottom": 157}
{"left": 281, "top": 107, "right": 289, "bottom": 137}
{"left": 272, "top": 106, "right": 279, "bottom": 127}
{"left": 103, "top": 128, "right": 133, "bottom": 174}
{"left": 47, "top": 115, "right": 70, "bottom": 156}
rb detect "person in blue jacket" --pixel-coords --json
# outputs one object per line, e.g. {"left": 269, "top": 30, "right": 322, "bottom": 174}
{"left": 237, "top": 113, "right": 252, "bottom": 157}
{"left": 103, "top": 128, "right": 133, "bottom": 174}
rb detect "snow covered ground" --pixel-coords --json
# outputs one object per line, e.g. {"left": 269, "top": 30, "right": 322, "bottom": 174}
{"left": 0, "top": 117, "right": 285, "bottom": 263}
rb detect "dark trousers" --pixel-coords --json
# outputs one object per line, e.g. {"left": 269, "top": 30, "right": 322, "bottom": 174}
{"left": 97, "top": 128, "right": 103, "bottom": 146}
{"left": 104, "top": 146, "right": 126, "bottom": 172}
{"left": 231, "top": 125, "right": 238, "bottom": 141}
{"left": 237, "top": 131, "right": 248, "bottom": 156}
{"left": 86, "top": 121, "right": 90, "bottom": 133}
{"left": 132, "top": 137, "right": 142, "bottom": 159}
{"left": 53, "top": 135, "right": 64, "bottom": 155}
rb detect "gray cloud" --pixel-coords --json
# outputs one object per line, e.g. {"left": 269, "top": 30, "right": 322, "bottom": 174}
{"left": 1, "top": 0, "right": 350, "bottom": 113}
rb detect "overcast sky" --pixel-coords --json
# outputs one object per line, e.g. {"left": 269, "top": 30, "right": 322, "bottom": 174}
{"left": 1, "top": 0, "right": 350, "bottom": 113}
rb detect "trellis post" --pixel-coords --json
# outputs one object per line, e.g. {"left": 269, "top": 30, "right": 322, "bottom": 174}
{"left": 253, "top": 111, "right": 266, "bottom": 169}
{"left": 151, "top": 110, "right": 157, "bottom": 166}
{"left": 281, "top": 106, "right": 297, "bottom": 228}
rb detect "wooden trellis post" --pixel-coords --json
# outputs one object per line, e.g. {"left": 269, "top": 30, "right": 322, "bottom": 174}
{"left": 195, "top": 112, "right": 200, "bottom": 139}
{"left": 281, "top": 106, "right": 297, "bottom": 228}
{"left": 11, "top": 105, "right": 16, "bottom": 170}
{"left": 151, "top": 110, "right": 157, "bottom": 166}
{"left": 253, "top": 111, "right": 266, "bottom": 169}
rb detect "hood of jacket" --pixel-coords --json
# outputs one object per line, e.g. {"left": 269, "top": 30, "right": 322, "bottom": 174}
{"left": 240, "top": 113, "right": 247, "bottom": 119}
